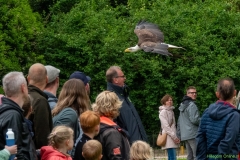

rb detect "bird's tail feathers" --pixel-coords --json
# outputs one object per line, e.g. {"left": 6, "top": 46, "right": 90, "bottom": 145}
{"left": 161, "top": 43, "right": 185, "bottom": 50}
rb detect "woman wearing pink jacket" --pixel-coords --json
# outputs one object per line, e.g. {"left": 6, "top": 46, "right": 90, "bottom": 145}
{"left": 159, "top": 94, "right": 180, "bottom": 160}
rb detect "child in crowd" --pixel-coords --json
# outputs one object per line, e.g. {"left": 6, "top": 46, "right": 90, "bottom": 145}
{"left": 130, "top": 140, "right": 153, "bottom": 160}
{"left": 0, "top": 145, "right": 17, "bottom": 160}
{"left": 22, "top": 95, "right": 34, "bottom": 137}
{"left": 73, "top": 110, "right": 100, "bottom": 160}
{"left": 21, "top": 94, "right": 38, "bottom": 160}
{"left": 41, "top": 125, "right": 74, "bottom": 160}
{"left": 82, "top": 140, "right": 102, "bottom": 160}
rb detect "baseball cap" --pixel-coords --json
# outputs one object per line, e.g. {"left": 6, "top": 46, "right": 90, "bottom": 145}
{"left": 69, "top": 71, "right": 91, "bottom": 85}
{"left": 45, "top": 65, "right": 60, "bottom": 83}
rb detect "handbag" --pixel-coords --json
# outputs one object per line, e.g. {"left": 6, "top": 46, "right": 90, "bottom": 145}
{"left": 156, "top": 131, "right": 167, "bottom": 146}
{"left": 156, "top": 112, "right": 173, "bottom": 147}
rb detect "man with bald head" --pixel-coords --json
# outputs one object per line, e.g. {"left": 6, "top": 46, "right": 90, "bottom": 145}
{"left": 196, "top": 78, "right": 240, "bottom": 159}
{"left": 27, "top": 63, "right": 53, "bottom": 150}
{"left": 106, "top": 66, "right": 148, "bottom": 144}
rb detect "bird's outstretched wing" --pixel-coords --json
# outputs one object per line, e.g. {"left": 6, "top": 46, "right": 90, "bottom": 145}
{"left": 134, "top": 20, "right": 164, "bottom": 45}
{"left": 141, "top": 42, "right": 172, "bottom": 56}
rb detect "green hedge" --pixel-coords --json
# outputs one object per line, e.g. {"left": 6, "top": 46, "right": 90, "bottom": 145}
{"left": 1, "top": 0, "right": 240, "bottom": 136}
{"left": 0, "top": 0, "right": 44, "bottom": 91}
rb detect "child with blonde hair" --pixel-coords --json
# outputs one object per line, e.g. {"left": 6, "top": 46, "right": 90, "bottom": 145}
{"left": 82, "top": 140, "right": 102, "bottom": 160}
{"left": 41, "top": 125, "right": 74, "bottom": 160}
{"left": 130, "top": 140, "right": 153, "bottom": 160}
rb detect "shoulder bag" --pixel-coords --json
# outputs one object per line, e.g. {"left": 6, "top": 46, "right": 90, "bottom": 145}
{"left": 156, "top": 131, "right": 167, "bottom": 146}
{"left": 156, "top": 111, "right": 173, "bottom": 147}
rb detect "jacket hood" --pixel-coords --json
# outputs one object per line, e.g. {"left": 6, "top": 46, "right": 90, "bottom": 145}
{"left": 159, "top": 105, "right": 175, "bottom": 111}
{"left": 99, "top": 116, "right": 127, "bottom": 135}
{"left": 40, "top": 146, "right": 70, "bottom": 160}
{"left": 28, "top": 85, "right": 48, "bottom": 99}
{"left": 43, "top": 90, "right": 56, "bottom": 99}
{"left": 179, "top": 96, "right": 194, "bottom": 111}
{"left": 208, "top": 101, "right": 237, "bottom": 120}
{"left": 0, "top": 97, "right": 24, "bottom": 117}
{"left": 100, "top": 116, "right": 117, "bottom": 126}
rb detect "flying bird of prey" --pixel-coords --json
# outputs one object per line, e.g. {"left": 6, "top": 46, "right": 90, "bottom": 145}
{"left": 125, "top": 20, "right": 184, "bottom": 56}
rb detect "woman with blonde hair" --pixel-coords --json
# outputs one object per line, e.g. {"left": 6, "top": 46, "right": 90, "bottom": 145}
{"left": 130, "top": 140, "right": 153, "bottom": 160}
{"left": 159, "top": 94, "right": 180, "bottom": 160}
{"left": 92, "top": 91, "right": 130, "bottom": 160}
{"left": 41, "top": 125, "right": 74, "bottom": 160}
{"left": 52, "top": 79, "right": 90, "bottom": 156}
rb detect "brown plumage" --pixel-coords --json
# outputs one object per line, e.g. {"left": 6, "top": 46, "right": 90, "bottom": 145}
{"left": 125, "top": 20, "right": 184, "bottom": 56}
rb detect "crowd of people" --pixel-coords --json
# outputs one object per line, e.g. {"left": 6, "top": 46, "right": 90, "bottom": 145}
{"left": 159, "top": 78, "right": 240, "bottom": 160}
{"left": 0, "top": 62, "right": 239, "bottom": 160}
{"left": 0, "top": 63, "right": 151, "bottom": 160}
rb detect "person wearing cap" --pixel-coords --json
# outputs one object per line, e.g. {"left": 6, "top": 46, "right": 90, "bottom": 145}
{"left": 106, "top": 66, "right": 148, "bottom": 144}
{"left": 27, "top": 63, "right": 53, "bottom": 150}
{"left": 44, "top": 65, "right": 60, "bottom": 110}
{"left": 69, "top": 71, "right": 91, "bottom": 95}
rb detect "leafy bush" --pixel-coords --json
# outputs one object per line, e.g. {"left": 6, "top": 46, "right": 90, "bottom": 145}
{"left": 0, "top": 0, "right": 44, "bottom": 90}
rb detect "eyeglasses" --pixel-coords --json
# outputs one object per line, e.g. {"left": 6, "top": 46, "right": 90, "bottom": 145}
{"left": 188, "top": 92, "right": 197, "bottom": 95}
{"left": 116, "top": 75, "right": 126, "bottom": 78}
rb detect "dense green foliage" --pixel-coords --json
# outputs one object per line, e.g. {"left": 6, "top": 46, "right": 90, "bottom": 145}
{"left": 0, "top": 0, "right": 44, "bottom": 92}
{"left": 1, "top": 0, "right": 240, "bottom": 139}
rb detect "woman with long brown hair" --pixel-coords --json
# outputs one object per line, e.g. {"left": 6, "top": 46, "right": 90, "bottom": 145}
{"left": 52, "top": 79, "right": 90, "bottom": 157}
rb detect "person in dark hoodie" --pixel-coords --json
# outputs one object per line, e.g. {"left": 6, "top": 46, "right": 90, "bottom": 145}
{"left": 0, "top": 72, "right": 37, "bottom": 160}
{"left": 92, "top": 91, "right": 130, "bottom": 160}
{"left": 196, "top": 78, "right": 240, "bottom": 160}
{"left": 177, "top": 86, "right": 201, "bottom": 160}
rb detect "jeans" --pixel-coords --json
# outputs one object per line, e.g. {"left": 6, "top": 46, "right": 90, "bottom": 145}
{"left": 185, "top": 138, "right": 197, "bottom": 160}
{"left": 167, "top": 148, "right": 177, "bottom": 160}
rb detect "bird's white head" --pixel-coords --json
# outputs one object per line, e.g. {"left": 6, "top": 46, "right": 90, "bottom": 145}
{"left": 124, "top": 45, "right": 141, "bottom": 52}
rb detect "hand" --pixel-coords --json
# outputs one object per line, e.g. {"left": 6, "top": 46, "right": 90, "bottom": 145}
{"left": 174, "top": 138, "right": 180, "bottom": 144}
{"left": 5, "top": 145, "right": 17, "bottom": 155}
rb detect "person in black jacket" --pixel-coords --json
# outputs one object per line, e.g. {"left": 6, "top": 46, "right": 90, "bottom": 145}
{"left": 0, "top": 71, "right": 37, "bottom": 160}
{"left": 93, "top": 91, "right": 130, "bottom": 160}
{"left": 74, "top": 110, "right": 100, "bottom": 160}
{"left": 106, "top": 66, "right": 148, "bottom": 144}
{"left": 27, "top": 63, "right": 53, "bottom": 150}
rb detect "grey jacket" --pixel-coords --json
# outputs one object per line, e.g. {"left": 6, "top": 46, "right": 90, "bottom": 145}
{"left": 177, "top": 96, "right": 201, "bottom": 141}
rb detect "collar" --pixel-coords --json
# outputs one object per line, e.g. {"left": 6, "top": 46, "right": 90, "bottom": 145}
{"left": 107, "top": 82, "right": 124, "bottom": 94}
{"left": 100, "top": 116, "right": 117, "bottom": 126}
{"left": 28, "top": 85, "right": 48, "bottom": 99}
{"left": 216, "top": 100, "right": 236, "bottom": 109}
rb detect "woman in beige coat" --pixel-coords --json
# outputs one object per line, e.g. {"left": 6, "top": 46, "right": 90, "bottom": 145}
{"left": 159, "top": 94, "right": 180, "bottom": 160}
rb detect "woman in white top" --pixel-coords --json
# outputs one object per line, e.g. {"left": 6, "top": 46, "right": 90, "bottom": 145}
{"left": 159, "top": 94, "right": 180, "bottom": 160}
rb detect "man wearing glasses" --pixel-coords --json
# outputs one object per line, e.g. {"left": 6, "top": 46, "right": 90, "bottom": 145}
{"left": 177, "top": 86, "right": 201, "bottom": 160}
{"left": 106, "top": 66, "right": 148, "bottom": 144}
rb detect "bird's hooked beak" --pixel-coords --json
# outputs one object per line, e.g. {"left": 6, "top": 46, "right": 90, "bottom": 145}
{"left": 124, "top": 48, "right": 131, "bottom": 52}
